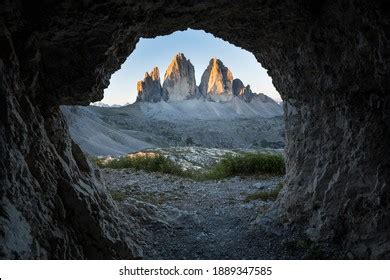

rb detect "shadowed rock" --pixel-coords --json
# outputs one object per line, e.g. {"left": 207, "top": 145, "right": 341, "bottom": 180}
{"left": 232, "top": 78, "right": 245, "bottom": 96}
{"left": 136, "top": 67, "right": 162, "bottom": 102}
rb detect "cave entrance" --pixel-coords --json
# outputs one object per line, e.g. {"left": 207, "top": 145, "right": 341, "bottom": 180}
{"left": 63, "top": 29, "right": 284, "bottom": 155}
{"left": 62, "top": 29, "right": 288, "bottom": 259}
{"left": 3, "top": 0, "right": 387, "bottom": 260}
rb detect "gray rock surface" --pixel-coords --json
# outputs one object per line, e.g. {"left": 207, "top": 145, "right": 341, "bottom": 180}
{"left": 232, "top": 78, "right": 245, "bottom": 96}
{"left": 233, "top": 78, "right": 254, "bottom": 102}
{"left": 199, "top": 58, "right": 234, "bottom": 102}
{"left": 136, "top": 67, "right": 162, "bottom": 102}
{"left": 102, "top": 169, "right": 314, "bottom": 259}
{"left": 239, "top": 85, "right": 254, "bottom": 102}
{"left": 162, "top": 53, "right": 197, "bottom": 101}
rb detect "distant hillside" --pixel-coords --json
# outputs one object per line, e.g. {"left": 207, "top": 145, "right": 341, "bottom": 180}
{"left": 63, "top": 52, "right": 284, "bottom": 156}
{"left": 62, "top": 99, "right": 284, "bottom": 156}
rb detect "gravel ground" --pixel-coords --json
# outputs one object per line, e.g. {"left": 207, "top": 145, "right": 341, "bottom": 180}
{"left": 101, "top": 169, "right": 306, "bottom": 259}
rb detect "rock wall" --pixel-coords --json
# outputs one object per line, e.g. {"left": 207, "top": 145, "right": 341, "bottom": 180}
{"left": 136, "top": 67, "right": 162, "bottom": 102}
{"left": 0, "top": 67, "right": 142, "bottom": 258}
{"left": 199, "top": 58, "right": 234, "bottom": 102}
{"left": 162, "top": 53, "right": 197, "bottom": 101}
{"left": 1, "top": 0, "right": 389, "bottom": 259}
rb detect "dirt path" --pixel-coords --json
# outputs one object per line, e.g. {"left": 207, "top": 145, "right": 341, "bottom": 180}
{"left": 102, "top": 169, "right": 302, "bottom": 259}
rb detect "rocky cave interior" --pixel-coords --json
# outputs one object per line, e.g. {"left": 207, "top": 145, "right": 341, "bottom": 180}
{"left": 1, "top": 0, "right": 389, "bottom": 259}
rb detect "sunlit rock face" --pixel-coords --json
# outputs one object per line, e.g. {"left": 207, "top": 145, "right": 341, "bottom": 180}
{"left": 136, "top": 67, "right": 162, "bottom": 102}
{"left": 162, "top": 53, "right": 197, "bottom": 101}
{"left": 199, "top": 58, "right": 234, "bottom": 102}
{"left": 1, "top": 0, "right": 389, "bottom": 259}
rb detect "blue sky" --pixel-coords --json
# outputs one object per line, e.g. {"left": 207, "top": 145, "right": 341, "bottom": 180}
{"left": 101, "top": 29, "right": 280, "bottom": 105}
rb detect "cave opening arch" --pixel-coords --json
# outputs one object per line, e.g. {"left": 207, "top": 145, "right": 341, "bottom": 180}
{"left": 1, "top": 0, "right": 389, "bottom": 259}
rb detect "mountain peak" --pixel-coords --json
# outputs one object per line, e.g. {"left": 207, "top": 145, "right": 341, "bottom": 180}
{"left": 162, "top": 53, "right": 197, "bottom": 101}
{"left": 134, "top": 52, "right": 277, "bottom": 105}
{"left": 150, "top": 67, "right": 160, "bottom": 80}
{"left": 175, "top": 52, "right": 186, "bottom": 59}
{"left": 136, "top": 67, "right": 162, "bottom": 102}
{"left": 199, "top": 57, "right": 233, "bottom": 101}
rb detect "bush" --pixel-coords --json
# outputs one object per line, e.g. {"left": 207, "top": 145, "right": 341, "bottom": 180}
{"left": 202, "top": 153, "right": 285, "bottom": 180}
{"left": 94, "top": 154, "right": 184, "bottom": 176}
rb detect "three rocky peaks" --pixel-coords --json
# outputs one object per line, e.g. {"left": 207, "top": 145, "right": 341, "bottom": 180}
{"left": 136, "top": 53, "right": 274, "bottom": 103}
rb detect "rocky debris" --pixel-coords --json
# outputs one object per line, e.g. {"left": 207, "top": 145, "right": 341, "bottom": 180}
{"left": 199, "top": 58, "right": 234, "bottom": 102}
{"left": 162, "top": 53, "right": 197, "bottom": 101}
{"left": 101, "top": 168, "right": 308, "bottom": 259}
{"left": 136, "top": 67, "right": 162, "bottom": 102}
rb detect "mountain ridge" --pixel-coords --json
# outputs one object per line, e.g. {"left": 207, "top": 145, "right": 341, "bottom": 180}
{"left": 64, "top": 53, "right": 285, "bottom": 156}
{"left": 136, "top": 53, "right": 278, "bottom": 105}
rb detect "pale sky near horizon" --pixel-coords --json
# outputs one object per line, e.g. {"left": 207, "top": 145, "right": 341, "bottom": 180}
{"left": 100, "top": 29, "right": 281, "bottom": 105}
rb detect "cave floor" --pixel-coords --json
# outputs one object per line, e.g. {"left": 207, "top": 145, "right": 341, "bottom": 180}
{"left": 101, "top": 169, "right": 304, "bottom": 259}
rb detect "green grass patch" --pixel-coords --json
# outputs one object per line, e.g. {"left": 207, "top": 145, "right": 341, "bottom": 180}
{"left": 244, "top": 181, "right": 284, "bottom": 202}
{"left": 199, "top": 153, "right": 285, "bottom": 180}
{"left": 94, "top": 152, "right": 285, "bottom": 181}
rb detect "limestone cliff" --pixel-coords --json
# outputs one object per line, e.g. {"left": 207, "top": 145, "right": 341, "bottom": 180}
{"left": 198, "top": 58, "right": 234, "bottom": 102}
{"left": 136, "top": 67, "right": 162, "bottom": 102}
{"left": 232, "top": 78, "right": 254, "bottom": 102}
{"left": 162, "top": 53, "right": 197, "bottom": 101}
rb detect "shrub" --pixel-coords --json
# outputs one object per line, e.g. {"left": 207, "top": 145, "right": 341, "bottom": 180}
{"left": 94, "top": 153, "right": 184, "bottom": 176}
{"left": 202, "top": 153, "right": 285, "bottom": 180}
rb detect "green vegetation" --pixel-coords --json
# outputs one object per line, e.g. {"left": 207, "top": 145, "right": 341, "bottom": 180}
{"left": 244, "top": 181, "right": 284, "bottom": 202}
{"left": 94, "top": 152, "right": 285, "bottom": 181}
{"left": 200, "top": 153, "right": 285, "bottom": 180}
{"left": 93, "top": 154, "right": 183, "bottom": 175}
